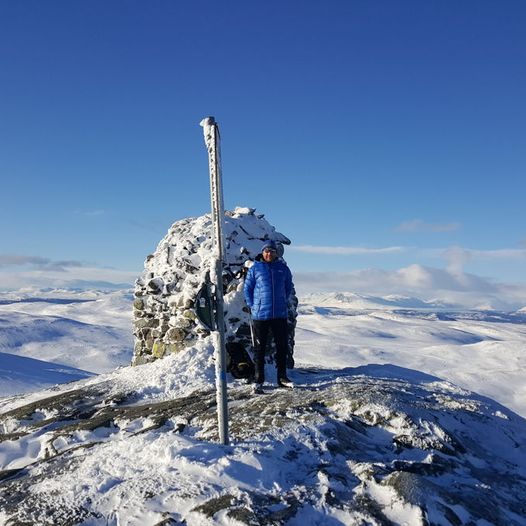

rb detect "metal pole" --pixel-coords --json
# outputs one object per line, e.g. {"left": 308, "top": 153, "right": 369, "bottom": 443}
{"left": 200, "top": 116, "right": 229, "bottom": 445}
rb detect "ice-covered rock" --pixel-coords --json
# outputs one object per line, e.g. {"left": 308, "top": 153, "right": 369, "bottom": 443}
{"left": 133, "top": 207, "right": 298, "bottom": 371}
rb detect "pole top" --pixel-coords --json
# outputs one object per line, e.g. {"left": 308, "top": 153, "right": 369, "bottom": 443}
{"left": 200, "top": 116, "right": 216, "bottom": 127}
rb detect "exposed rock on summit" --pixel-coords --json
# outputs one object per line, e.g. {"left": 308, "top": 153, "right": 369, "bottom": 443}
{"left": 0, "top": 360, "right": 525, "bottom": 525}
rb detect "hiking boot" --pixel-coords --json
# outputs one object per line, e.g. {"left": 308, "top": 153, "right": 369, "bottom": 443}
{"left": 278, "top": 377, "right": 294, "bottom": 388}
{"left": 253, "top": 383, "right": 264, "bottom": 394}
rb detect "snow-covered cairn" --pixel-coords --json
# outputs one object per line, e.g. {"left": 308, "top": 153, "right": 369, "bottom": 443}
{"left": 133, "top": 207, "right": 298, "bottom": 371}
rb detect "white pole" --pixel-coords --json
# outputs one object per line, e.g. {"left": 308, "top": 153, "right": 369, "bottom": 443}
{"left": 200, "top": 116, "right": 229, "bottom": 446}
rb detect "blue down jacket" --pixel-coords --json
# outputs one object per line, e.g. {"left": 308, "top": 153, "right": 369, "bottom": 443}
{"left": 244, "top": 259, "right": 293, "bottom": 320}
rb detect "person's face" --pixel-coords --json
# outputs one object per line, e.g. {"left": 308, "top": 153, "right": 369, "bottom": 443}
{"left": 262, "top": 248, "right": 277, "bottom": 262}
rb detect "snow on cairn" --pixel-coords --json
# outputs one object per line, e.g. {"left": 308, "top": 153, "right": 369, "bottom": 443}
{"left": 133, "top": 207, "right": 297, "bottom": 367}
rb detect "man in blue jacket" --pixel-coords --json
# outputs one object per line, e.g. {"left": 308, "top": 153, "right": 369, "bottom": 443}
{"left": 244, "top": 241, "right": 294, "bottom": 393}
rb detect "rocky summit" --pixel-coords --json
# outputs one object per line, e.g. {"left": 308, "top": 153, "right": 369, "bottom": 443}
{"left": 132, "top": 207, "right": 298, "bottom": 370}
{"left": 0, "top": 345, "right": 525, "bottom": 525}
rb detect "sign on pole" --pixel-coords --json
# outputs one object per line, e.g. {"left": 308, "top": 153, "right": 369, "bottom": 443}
{"left": 200, "top": 116, "right": 229, "bottom": 446}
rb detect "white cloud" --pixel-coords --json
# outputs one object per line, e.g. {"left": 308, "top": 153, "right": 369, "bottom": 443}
{"left": 442, "top": 246, "right": 472, "bottom": 277}
{"left": 468, "top": 248, "right": 526, "bottom": 259}
{"left": 74, "top": 209, "right": 107, "bottom": 217}
{"left": 291, "top": 244, "right": 526, "bottom": 262}
{"left": 419, "top": 246, "right": 526, "bottom": 276}
{"left": 293, "top": 264, "right": 526, "bottom": 310}
{"left": 394, "top": 219, "right": 460, "bottom": 233}
{"left": 0, "top": 255, "right": 86, "bottom": 272}
{"left": 0, "top": 266, "right": 137, "bottom": 291}
{"left": 290, "top": 245, "right": 405, "bottom": 255}
{"left": 0, "top": 255, "right": 50, "bottom": 267}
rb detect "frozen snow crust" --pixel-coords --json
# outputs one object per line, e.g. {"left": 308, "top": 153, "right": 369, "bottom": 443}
{"left": 1, "top": 344, "right": 525, "bottom": 525}
{"left": 133, "top": 207, "right": 297, "bottom": 367}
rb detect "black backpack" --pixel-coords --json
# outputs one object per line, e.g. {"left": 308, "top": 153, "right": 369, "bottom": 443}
{"left": 226, "top": 341, "right": 255, "bottom": 380}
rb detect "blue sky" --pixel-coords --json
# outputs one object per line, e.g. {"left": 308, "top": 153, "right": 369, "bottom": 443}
{"left": 1, "top": 1, "right": 525, "bottom": 297}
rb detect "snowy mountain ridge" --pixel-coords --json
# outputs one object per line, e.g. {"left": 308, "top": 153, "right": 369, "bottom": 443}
{"left": 301, "top": 292, "right": 456, "bottom": 310}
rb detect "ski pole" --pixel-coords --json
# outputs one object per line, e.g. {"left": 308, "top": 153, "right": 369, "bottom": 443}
{"left": 249, "top": 313, "right": 255, "bottom": 348}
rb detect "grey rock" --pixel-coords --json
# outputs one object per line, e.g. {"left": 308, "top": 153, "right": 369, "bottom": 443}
{"left": 133, "top": 299, "right": 145, "bottom": 310}
{"left": 165, "top": 327, "right": 187, "bottom": 342}
{"left": 134, "top": 318, "right": 159, "bottom": 330}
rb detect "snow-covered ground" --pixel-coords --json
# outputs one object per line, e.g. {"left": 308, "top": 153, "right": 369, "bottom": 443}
{"left": 297, "top": 292, "right": 526, "bottom": 419}
{"left": 1, "top": 289, "right": 525, "bottom": 525}
{"left": 1, "top": 288, "right": 524, "bottom": 417}
{"left": 0, "top": 289, "right": 133, "bottom": 396}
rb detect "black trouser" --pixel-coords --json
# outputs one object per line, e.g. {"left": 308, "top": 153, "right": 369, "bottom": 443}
{"left": 252, "top": 318, "right": 288, "bottom": 384}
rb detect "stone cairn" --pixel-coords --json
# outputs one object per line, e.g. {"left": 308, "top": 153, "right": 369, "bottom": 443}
{"left": 132, "top": 207, "right": 298, "bottom": 369}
